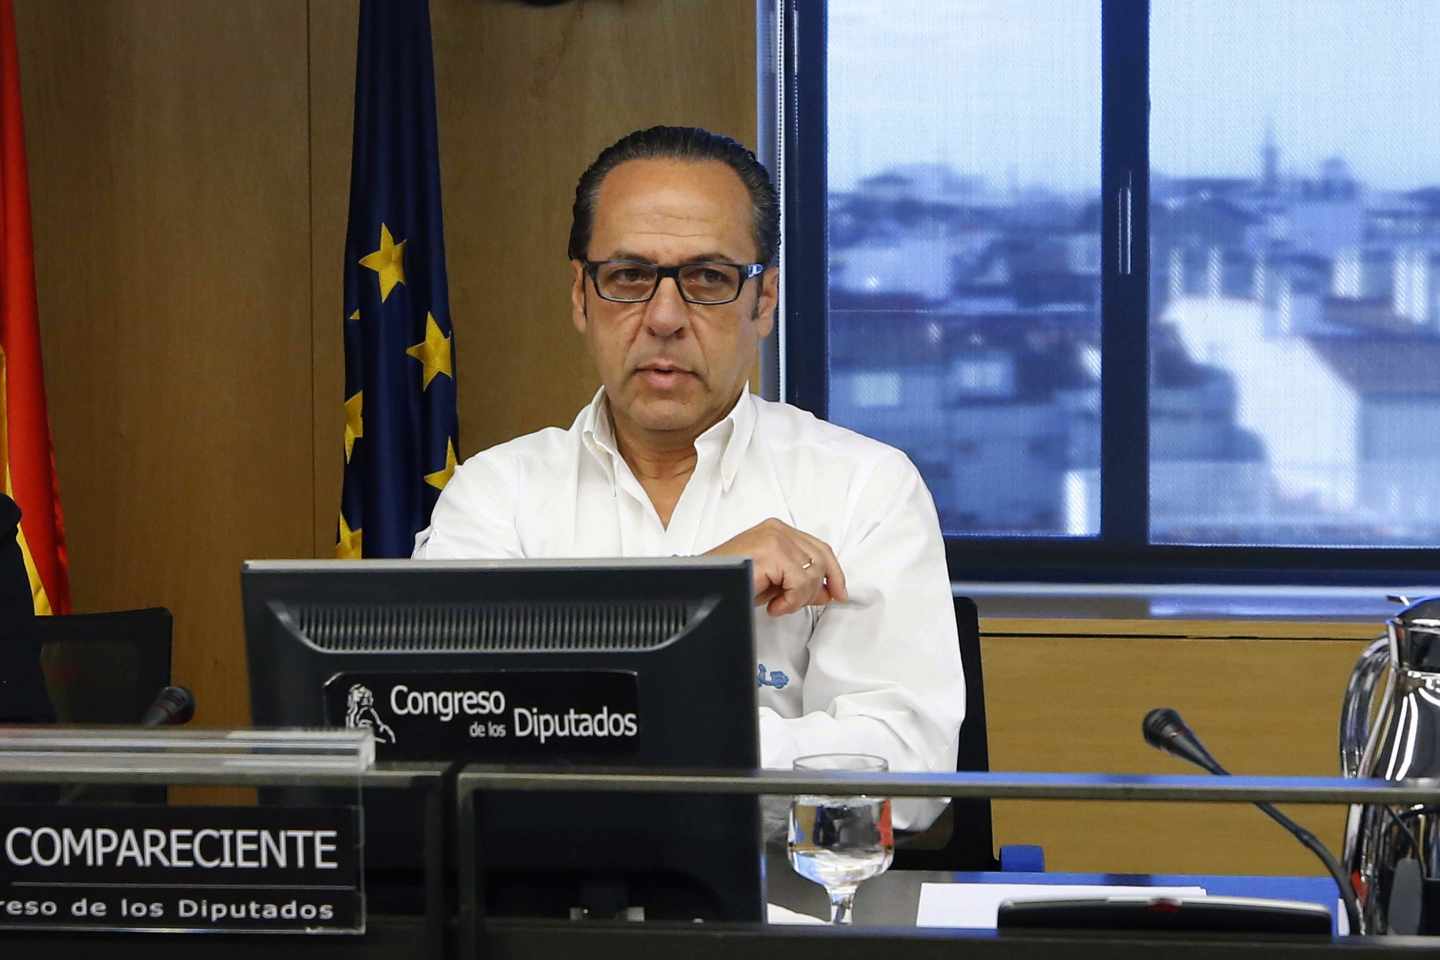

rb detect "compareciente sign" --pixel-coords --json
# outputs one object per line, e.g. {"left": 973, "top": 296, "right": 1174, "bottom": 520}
{"left": 3, "top": 826, "right": 340, "bottom": 870}
{"left": 0, "top": 804, "right": 362, "bottom": 935}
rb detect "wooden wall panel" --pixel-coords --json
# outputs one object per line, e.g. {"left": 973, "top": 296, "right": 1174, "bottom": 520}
{"left": 16, "top": 0, "right": 313, "bottom": 728}
{"left": 430, "top": 0, "right": 758, "bottom": 458}
{"left": 982, "top": 620, "right": 1377, "bottom": 875}
{"left": 309, "top": 0, "right": 359, "bottom": 557}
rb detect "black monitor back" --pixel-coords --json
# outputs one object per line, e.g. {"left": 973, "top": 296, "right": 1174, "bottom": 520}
{"left": 242, "top": 558, "right": 762, "bottom": 922}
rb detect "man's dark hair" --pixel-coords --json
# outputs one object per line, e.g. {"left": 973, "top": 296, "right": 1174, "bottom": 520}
{"left": 568, "top": 126, "right": 780, "bottom": 265}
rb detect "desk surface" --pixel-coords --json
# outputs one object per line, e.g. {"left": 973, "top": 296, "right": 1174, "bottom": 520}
{"left": 0, "top": 875, "right": 1424, "bottom": 960}
{"left": 765, "top": 848, "right": 1341, "bottom": 931}
{"left": 6, "top": 916, "right": 1439, "bottom": 960}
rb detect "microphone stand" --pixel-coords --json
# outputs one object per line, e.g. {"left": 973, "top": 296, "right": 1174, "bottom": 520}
{"left": 1211, "top": 757, "right": 1362, "bottom": 936}
{"left": 1144, "top": 708, "right": 1363, "bottom": 935}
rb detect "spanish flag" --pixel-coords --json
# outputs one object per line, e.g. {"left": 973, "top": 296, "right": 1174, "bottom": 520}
{"left": 0, "top": 0, "right": 68, "bottom": 615}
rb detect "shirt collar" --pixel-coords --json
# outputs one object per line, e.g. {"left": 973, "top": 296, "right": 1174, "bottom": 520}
{"left": 580, "top": 386, "right": 757, "bottom": 493}
{"left": 580, "top": 385, "right": 619, "bottom": 467}
{"left": 710, "top": 388, "right": 756, "bottom": 493}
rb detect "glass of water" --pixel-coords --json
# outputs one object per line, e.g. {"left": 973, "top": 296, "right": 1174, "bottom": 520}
{"left": 787, "top": 753, "right": 894, "bottom": 924}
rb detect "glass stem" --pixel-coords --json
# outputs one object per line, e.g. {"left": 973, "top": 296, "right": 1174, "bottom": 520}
{"left": 828, "top": 887, "right": 857, "bottom": 925}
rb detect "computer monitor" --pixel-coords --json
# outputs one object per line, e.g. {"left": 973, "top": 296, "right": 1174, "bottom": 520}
{"left": 242, "top": 557, "right": 762, "bottom": 922}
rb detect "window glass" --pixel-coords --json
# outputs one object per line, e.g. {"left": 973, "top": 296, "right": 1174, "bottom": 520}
{"left": 1150, "top": 0, "right": 1440, "bottom": 546}
{"left": 827, "top": 0, "right": 1102, "bottom": 535}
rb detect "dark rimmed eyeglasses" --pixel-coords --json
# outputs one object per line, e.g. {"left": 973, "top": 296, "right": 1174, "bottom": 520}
{"left": 583, "top": 259, "right": 766, "bottom": 305}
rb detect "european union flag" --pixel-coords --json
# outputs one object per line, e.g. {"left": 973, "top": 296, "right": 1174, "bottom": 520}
{"left": 338, "top": 0, "right": 458, "bottom": 559}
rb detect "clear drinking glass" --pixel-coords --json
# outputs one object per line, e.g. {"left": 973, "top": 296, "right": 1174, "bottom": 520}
{"left": 787, "top": 753, "right": 895, "bottom": 924}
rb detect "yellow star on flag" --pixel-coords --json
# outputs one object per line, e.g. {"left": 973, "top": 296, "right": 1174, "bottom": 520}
{"left": 425, "top": 438, "right": 458, "bottom": 491}
{"left": 343, "top": 390, "right": 364, "bottom": 462}
{"left": 336, "top": 512, "right": 362, "bottom": 560}
{"left": 406, "top": 312, "right": 453, "bottom": 390}
{"left": 358, "top": 223, "right": 406, "bottom": 302}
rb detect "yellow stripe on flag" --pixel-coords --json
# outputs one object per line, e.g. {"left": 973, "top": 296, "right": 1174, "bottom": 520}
{"left": 0, "top": 349, "right": 50, "bottom": 615}
{"left": 15, "top": 520, "right": 50, "bottom": 615}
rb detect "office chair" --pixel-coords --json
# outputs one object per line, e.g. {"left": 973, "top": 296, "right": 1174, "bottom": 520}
{"left": 37, "top": 607, "right": 173, "bottom": 724}
{"left": 35, "top": 607, "right": 174, "bottom": 803}
{"left": 892, "top": 596, "right": 1042, "bottom": 872}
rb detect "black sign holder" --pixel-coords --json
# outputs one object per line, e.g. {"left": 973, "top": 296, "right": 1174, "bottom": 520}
{"left": 453, "top": 765, "right": 1440, "bottom": 959}
{"left": 0, "top": 731, "right": 449, "bottom": 945}
{"left": 8, "top": 745, "right": 1440, "bottom": 958}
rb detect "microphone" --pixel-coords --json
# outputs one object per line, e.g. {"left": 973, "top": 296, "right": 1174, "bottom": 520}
{"left": 1141, "top": 707, "right": 1362, "bottom": 935}
{"left": 61, "top": 686, "right": 197, "bottom": 804}
{"left": 141, "top": 685, "right": 196, "bottom": 727}
{"left": 1142, "top": 708, "right": 1225, "bottom": 774}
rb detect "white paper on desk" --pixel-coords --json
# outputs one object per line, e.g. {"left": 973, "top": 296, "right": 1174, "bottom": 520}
{"left": 766, "top": 902, "right": 826, "bottom": 924}
{"left": 916, "top": 883, "right": 1207, "bottom": 929}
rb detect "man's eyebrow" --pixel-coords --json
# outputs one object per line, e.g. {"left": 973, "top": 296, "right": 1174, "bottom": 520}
{"left": 603, "top": 251, "right": 743, "bottom": 265}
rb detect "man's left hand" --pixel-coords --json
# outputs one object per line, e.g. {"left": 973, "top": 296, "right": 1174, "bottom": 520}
{"left": 704, "top": 518, "right": 848, "bottom": 617}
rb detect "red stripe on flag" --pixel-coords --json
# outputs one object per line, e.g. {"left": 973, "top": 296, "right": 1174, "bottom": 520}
{"left": 0, "top": 0, "right": 69, "bottom": 614}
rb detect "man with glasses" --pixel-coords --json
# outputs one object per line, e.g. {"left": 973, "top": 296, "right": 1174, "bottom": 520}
{"left": 415, "top": 126, "right": 962, "bottom": 828}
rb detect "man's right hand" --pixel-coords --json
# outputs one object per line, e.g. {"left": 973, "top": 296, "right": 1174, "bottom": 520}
{"left": 705, "top": 518, "right": 848, "bottom": 617}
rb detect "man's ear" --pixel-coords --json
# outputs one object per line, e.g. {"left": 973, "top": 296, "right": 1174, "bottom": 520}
{"left": 569, "top": 260, "right": 588, "bottom": 334}
{"left": 752, "top": 265, "right": 779, "bottom": 339}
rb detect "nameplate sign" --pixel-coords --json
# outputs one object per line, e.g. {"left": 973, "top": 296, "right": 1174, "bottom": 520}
{"left": 325, "top": 669, "right": 640, "bottom": 761}
{"left": 0, "top": 804, "right": 362, "bottom": 934}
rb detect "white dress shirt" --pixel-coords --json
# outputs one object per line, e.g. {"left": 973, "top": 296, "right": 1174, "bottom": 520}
{"left": 413, "top": 388, "right": 965, "bottom": 828}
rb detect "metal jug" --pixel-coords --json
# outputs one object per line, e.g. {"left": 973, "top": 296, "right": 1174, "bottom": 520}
{"left": 1340, "top": 595, "right": 1440, "bottom": 934}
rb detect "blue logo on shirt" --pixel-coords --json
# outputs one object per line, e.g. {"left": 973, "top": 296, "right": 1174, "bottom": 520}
{"left": 756, "top": 663, "right": 790, "bottom": 689}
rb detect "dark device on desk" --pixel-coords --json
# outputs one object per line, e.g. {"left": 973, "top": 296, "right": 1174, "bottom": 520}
{"left": 242, "top": 557, "right": 762, "bottom": 923}
{"left": 998, "top": 894, "right": 1333, "bottom": 935}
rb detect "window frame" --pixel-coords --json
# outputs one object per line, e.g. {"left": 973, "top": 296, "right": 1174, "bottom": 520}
{"left": 777, "top": 0, "right": 1440, "bottom": 586}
